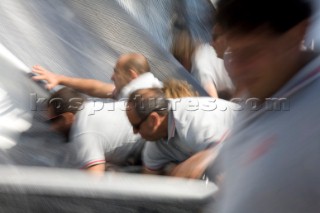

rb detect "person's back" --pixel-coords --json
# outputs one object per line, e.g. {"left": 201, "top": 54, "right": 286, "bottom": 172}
{"left": 65, "top": 100, "right": 143, "bottom": 170}
{"left": 191, "top": 43, "right": 234, "bottom": 99}
{"left": 64, "top": 79, "right": 199, "bottom": 173}
{"left": 143, "top": 97, "right": 237, "bottom": 170}
{"left": 126, "top": 88, "right": 238, "bottom": 177}
{"left": 171, "top": 25, "right": 233, "bottom": 98}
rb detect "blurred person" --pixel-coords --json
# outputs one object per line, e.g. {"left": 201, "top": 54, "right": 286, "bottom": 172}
{"left": 171, "top": 28, "right": 197, "bottom": 72}
{"left": 47, "top": 87, "right": 86, "bottom": 140}
{"left": 46, "top": 87, "right": 143, "bottom": 174}
{"left": 171, "top": 25, "right": 233, "bottom": 99}
{"left": 32, "top": 53, "right": 162, "bottom": 99}
{"left": 208, "top": 0, "right": 320, "bottom": 212}
{"left": 126, "top": 88, "right": 238, "bottom": 178}
{"left": 0, "top": 88, "right": 85, "bottom": 168}
{"left": 61, "top": 79, "right": 199, "bottom": 174}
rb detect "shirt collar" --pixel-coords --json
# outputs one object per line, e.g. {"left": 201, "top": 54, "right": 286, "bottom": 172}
{"left": 117, "top": 73, "right": 163, "bottom": 99}
{"left": 167, "top": 110, "right": 176, "bottom": 141}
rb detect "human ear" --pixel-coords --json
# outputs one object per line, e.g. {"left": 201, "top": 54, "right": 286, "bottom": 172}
{"left": 129, "top": 69, "right": 139, "bottom": 79}
{"left": 149, "top": 112, "right": 160, "bottom": 128}
{"left": 61, "top": 112, "right": 75, "bottom": 127}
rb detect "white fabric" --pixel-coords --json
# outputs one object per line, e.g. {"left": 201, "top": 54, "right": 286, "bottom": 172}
{"left": 191, "top": 44, "right": 234, "bottom": 94}
{"left": 143, "top": 97, "right": 238, "bottom": 170}
{"left": 117, "top": 72, "right": 163, "bottom": 100}
{"left": 65, "top": 100, "right": 143, "bottom": 169}
{"left": 214, "top": 55, "right": 320, "bottom": 213}
{"left": 0, "top": 86, "right": 32, "bottom": 149}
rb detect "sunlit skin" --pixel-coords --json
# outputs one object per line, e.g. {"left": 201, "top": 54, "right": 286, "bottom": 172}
{"left": 112, "top": 55, "right": 131, "bottom": 92}
{"left": 47, "top": 106, "right": 74, "bottom": 138}
{"left": 224, "top": 21, "right": 315, "bottom": 100}
{"left": 111, "top": 54, "right": 139, "bottom": 94}
{"left": 32, "top": 53, "right": 147, "bottom": 99}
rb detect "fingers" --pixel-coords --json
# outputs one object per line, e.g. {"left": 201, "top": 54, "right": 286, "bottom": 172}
{"left": 32, "top": 75, "right": 47, "bottom": 81}
{"left": 46, "top": 83, "right": 55, "bottom": 90}
{"left": 32, "top": 65, "right": 50, "bottom": 74}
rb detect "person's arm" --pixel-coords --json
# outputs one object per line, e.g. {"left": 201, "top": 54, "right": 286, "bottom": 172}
{"left": 86, "top": 163, "right": 106, "bottom": 175}
{"left": 191, "top": 45, "right": 223, "bottom": 98}
{"left": 142, "top": 142, "right": 171, "bottom": 176}
{"left": 204, "top": 82, "right": 219, "bottom": 98}
{"left": 167, "top": 146, "right": 219, "bottom": 179}
{"left": 32, "top": 65, "right": 115, "bottom": 98}
{"left": 66, "top": 132, "right": 107, "bottom": 173}
{"left": 143, "top": 166, "right": 163, "bottom": 175}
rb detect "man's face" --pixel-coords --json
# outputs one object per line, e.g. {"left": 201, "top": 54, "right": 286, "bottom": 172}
{"left": 47, "top": 106, "right": 70, "bottom": 135}
{"left": 224, "top": 29, "right": 301, "bottom": 100}
{"left": 126, "top": 105, "right": 165, "bottom": 141}
{"left": 212, "top": 25, "right": 227, "bottom": 59}
{"left": 111, "top": 62, "right": 130, "bottom": 93}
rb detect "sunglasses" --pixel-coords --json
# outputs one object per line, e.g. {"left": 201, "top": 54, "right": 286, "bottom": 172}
{"left": 131, "top": 107, "right": 168, "bottom": 131}
{"left": 132, "top": 113, "right": 150, "bottom": 131}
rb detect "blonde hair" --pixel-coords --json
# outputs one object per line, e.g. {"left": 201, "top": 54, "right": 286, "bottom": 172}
{"left": 171, "top": 29, "right": 199, "bottom": 72}
{"left": 163, "top": 79, "right": 199, "bottom": 99}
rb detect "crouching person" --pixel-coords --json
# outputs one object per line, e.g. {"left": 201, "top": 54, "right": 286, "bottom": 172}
{"left": 48, "top": 87, "right": 144, "bottom": 174}
{"left": 126, "top": 88, "right": 238, "bottom": 179}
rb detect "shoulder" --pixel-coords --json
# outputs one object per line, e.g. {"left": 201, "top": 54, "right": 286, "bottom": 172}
{"left": 170, "top": 97, "right": 238, "bottom": 117}
{"left": 71, "top": 100, "right": 130, "bottom": 135}
{"left": 119, "top": 73, "right": 163, "bottom": 99}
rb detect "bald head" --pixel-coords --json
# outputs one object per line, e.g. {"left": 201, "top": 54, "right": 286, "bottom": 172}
{"left": 118, "top": 53, "right": 150, "bottom": 74}
{"left": 112, "top": 53, "right": 151, "bottom": 93}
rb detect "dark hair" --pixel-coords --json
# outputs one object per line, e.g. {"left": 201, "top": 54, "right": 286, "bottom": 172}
{"left": 215, "top": 0, "right": 312, "bottom": 34}
{"left": 48, "top": 87, "right": 86, "bottom": 116}
{"left": 127, "top": 88, "right": 169, "bottom": 119}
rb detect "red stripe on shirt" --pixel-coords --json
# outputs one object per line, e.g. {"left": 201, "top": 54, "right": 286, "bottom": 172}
{"left": 81, "top": 159, "right": 106, "bottom": 169}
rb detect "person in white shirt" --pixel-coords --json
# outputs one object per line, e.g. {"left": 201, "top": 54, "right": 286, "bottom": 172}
{"left": 171, "top": 27, "right": 233, "bottom": 99}
{"left": 44, "top": 87, "right": 143, "bottom": 174}
{"left": 126, "top": 88, "right": 237, "bottom": 177}
{"left": 191, "top": 43, "right": 234, "bottom": 99}
{"left": 49, "top": 80, "right": 199, "bottom": 174}
{"left": 64, "top": 100, "right": 145, "bottom": 173}
{"left": 32, "top": 53, "right": 162, "bottom": 99}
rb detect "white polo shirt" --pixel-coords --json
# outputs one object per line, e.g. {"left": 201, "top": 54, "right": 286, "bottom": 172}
{"left": 65, "top": 100, "right": 144, "bottom": 169}
{"left": 117, "top": 72, "right": 163, "bottom": 100}
{"left": 213, "top": 55, "right": 320, "bottom": 213}
{"left": 191, "top": 44, "right": 234, "bottom": 95}
{"left": 143, "top": 97, "right": 238, "bottom": 170}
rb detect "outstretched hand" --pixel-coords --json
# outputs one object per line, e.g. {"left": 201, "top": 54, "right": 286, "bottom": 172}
{"left": 32, "top": 65, "right": 60, "bottom": 90}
